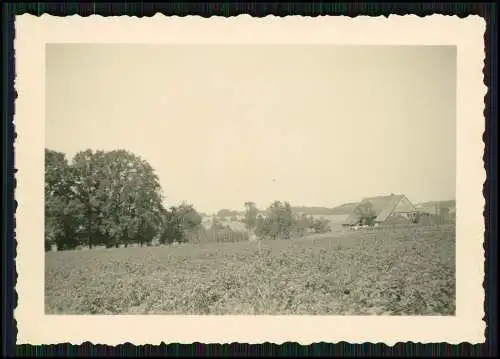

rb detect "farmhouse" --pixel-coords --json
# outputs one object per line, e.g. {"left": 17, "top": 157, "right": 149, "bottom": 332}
{"left": 343, "top": 194, "right": 418, "bottom": 227}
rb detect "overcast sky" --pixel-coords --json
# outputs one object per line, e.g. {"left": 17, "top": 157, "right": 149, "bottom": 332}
{"left": 46, "top": 44, "right": 456, "bottom": 214}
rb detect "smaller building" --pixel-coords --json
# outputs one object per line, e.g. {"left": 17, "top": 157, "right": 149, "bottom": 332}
{"left": 415, "top": 200, "right": 456, "bottom": 216}
{"left": 415, "top": 203, "right": 440, "bottom": 216}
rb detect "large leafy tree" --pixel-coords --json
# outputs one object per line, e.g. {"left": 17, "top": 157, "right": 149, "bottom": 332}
{"left": 94, "top": 150, "right": 164, "bottom": 247}
{"left": 66, "top": 149, "right": 165, "bottom": 249}
{"left": 71, "top": 149, "right": 107, "bottom": 249}
{"left": 45, "top": 148, "right": 167, "bottom": 250}
{"left": 45, "top": 149, "right": 83, "bottom": 250}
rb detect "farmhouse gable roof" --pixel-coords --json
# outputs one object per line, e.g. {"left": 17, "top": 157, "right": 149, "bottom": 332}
{"left": 343, "top": 194, "right": 416, "bottom": 225}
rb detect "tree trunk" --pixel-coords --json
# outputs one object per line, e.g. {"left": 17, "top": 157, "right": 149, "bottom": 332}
{"left": 87, "top": 218, "right": 92, "bottom": 249}
{"left": 87, "top": 202, "right": 93, "bottom": 249}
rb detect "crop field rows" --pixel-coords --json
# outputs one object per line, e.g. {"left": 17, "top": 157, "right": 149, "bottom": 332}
{"left": 45, "top": 225, "right": 455, "bottom": 315}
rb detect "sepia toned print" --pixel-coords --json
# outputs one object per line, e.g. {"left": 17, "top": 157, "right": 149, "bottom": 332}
{"left": 44, "top": 44, "right": 457, "bottom": 316}
{"left": 15, "top": 14, "right": 485, "bottom": 345}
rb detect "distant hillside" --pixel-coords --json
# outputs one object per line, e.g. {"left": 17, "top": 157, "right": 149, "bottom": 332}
{"left": 210, "top": 199, "right": 456, "bottom": 219}
{"left": 289, "top": 199, "right": 456, "bottom": 217}
{"left": 291, "top": 203, "right": 359, "bottom": 216}
{"left": 329, "top": 202, "right": 359, "bottom": 215}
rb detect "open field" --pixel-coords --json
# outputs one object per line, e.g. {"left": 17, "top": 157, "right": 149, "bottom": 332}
{"left": 45, "top": 225, "right": 455, "bottom": 315}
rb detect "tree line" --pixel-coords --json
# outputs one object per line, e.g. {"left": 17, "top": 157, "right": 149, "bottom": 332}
{"left": 241, "top": 201, "right": 331, "bottom": 241}
{"left": 45, "top": 148, "right": 332, "bottom": 251}
{"left": 45, "top": 148, "right": 204, "bottom": 251}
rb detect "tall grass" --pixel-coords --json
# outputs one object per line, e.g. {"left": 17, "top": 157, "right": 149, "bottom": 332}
{"left": 45, "top": 225, "right": 456, "bottom": 315}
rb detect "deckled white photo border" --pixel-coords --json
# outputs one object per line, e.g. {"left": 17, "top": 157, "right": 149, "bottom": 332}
{"left": 14, "top": 14, "right": 486, "bottom": 345}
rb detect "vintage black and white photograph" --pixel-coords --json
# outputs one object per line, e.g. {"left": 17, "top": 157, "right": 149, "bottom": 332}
{"left": 43, "top": 43, "right": 457, "bottom": 316}
{"left": 15, "top": 14, "right": 486, "bottom": 344}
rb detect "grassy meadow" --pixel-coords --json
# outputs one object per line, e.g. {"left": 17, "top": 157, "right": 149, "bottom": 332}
{"left": 45, "top": 224, "right": 455, "bottom": 315}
